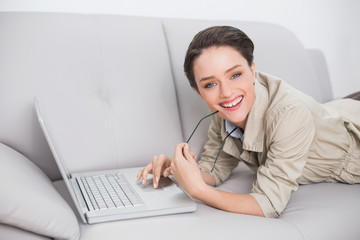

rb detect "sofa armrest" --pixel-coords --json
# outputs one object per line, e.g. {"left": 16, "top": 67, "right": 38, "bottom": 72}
{"left": 0, "top": 143, "right": 80, "bottom": 240}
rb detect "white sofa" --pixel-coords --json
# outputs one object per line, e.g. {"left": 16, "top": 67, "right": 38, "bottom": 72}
{"left": 1, "top": 12, "right": 359, "bottom": 240}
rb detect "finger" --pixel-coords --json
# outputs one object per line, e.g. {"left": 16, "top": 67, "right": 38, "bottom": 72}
{"left": 154, "top": 154, "right": 171, "bottom": 187}
{"left": 163, "top": 166, "right": 172, "bottom": 177}
{"left": 141, "top": 163, "right": 153, "bottom": 184}
{"left": 174, "top": 143, "right": 187, "bottom": 160}
{"left": 152, "top": 155, "right": 163, "bottom": 188}
{"left": 190, "top": 151, "right": 196, "bottom": 159}
{"left": 137, "top": 169, "right": 143, "bottom": 181}
{"left": 183, "top": 143, "right": 195, "bottom": 163}
{"left": 137, "top": 168, "right": 148, "bottom": 181}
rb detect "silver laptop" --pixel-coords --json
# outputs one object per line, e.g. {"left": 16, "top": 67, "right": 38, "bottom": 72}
{"left": 34, "top": 99, "right": 196, "bottom": 224}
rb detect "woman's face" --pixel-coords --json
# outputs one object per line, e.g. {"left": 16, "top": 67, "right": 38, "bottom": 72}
{"left": 193, "top": 46, "right": 256, "bottom": 129}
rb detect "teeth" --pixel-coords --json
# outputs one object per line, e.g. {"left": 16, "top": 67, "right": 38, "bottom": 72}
{"left": 222, "top": 96, "right": 243, "bottom": 108}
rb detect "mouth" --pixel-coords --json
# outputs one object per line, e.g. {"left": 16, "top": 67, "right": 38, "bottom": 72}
{"left": 220, "top": 96, "right": 243, "bottom": 110}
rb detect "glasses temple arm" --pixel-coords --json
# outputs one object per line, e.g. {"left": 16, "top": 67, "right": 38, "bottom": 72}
{"left": 186, "top": 110, "right": 219, "bottom": 143}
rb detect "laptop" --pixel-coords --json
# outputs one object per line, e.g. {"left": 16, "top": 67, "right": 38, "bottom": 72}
{"left": 34, "top": 99, "right": 196, "bottom": 224}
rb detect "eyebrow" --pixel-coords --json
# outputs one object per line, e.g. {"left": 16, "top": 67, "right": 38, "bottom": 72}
{"left": 199, "top": 64, "right": 242, "bottom": 82}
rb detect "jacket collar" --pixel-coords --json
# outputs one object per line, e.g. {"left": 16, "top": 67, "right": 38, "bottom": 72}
{"left": 241, "top": 72, "right": 269, "bottom": 152}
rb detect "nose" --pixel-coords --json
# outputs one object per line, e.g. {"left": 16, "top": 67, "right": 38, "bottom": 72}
{"left": 219, "top": 82, "right": 232, "bottom": 98}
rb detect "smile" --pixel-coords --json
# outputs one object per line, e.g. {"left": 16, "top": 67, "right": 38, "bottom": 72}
{"left": 220, "top": 96, "right": 243, "bottom": 108}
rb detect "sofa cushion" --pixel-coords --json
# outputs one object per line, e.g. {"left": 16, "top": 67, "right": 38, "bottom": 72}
{"left": 281, "top": 182, "right": 360, "bottom": 240}
{"left": 0, "top": 143, "right": 80, "bottom": 240}
{"left": 0, "top": 224, "right": 50, "bottom": 240}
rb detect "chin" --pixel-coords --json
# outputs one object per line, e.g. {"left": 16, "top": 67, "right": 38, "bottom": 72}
{"left": 221, "top": 111, "right": 246, "bottom": 126}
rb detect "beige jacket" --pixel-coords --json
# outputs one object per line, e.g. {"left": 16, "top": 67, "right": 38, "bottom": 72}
{"left": 198, "top": 72, "right": 360, "bottom": 218}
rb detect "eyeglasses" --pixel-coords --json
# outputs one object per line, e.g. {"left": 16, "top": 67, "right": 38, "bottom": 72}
{"left": 186, "top": 111, "right": 238, "bottom": 174}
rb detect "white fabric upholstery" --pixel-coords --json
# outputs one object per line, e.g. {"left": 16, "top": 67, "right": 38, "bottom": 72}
{"left": 0, "top": 12, "right": 358, "bottom": 240}
{"left": 0, "top": 143, "right": 79, "bottom": 240}
{"left": 34, "top": 14, "right": 183, "bottom": 174}
{"left": 0, "top": 13, "right": 183, "bottom": 175}
{"left": 0, "top": 224, "right": 50, "bottom": 240}
{"left": 282, "top": 182, "right": 360, "bottom": 240}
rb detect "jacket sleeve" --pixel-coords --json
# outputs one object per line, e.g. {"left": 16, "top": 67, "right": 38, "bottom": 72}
{"left": 198, "top": 116, "right": 240, "bottom": 186}
{"left": 250, "top": 103, "right": 315, "bottom": 218}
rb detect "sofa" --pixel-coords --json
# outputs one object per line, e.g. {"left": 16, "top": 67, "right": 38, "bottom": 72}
{"left": 0, "top": 12, "right": 359, "bottom": 240}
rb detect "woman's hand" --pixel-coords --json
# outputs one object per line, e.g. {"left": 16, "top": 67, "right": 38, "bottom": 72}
{"left": 171, "top": 143, "right": 207, "bottom": 197}
{"left": 137, "top": 154, "right": 172, "bottom": 188}
{"left": 172, "top": 143, "right": 264, "bottom": 216}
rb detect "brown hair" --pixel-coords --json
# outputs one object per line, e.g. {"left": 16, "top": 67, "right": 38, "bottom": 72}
{"left": 184, "top": 26, "right": 254, "bottom": 91}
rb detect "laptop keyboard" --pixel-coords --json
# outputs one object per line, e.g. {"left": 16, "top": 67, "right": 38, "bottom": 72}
{"left": 80, "top": 173, "right": 143, "bottom": 211}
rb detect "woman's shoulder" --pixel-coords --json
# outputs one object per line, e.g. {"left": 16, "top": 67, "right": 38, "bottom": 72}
{"left": 256, "top": 71, "right": 319, "bottom": 113}
{"left": 255, "top": 71, "right": 283, "bottom": 88}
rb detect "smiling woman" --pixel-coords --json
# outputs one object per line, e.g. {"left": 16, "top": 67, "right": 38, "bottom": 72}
{"left": 193, "top": 46, "right": 255, "bottom": 129}
{"left": 138, "top": 25, "right": 360, "bottom": 218}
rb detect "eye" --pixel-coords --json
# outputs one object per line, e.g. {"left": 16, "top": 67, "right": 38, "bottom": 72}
{"left": 231, "top": 72, "right": 242, "bottom": 79}
{"left": 204, "top": 82, "right": 216, "bottom": 89}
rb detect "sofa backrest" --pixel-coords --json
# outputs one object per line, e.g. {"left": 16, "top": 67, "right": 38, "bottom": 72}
{"left": 0, "top": 12, "right": 332, "bottom": 180}
{"left": 0, "top": 13, "right": 183, "bottom": 179}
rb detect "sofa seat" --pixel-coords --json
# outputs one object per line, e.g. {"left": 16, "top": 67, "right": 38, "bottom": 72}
{"left": 52, "top": 162, "right": 360, "bottom": 240}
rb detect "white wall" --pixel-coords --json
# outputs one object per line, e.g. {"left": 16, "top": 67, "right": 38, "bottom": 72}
{"left": 1, "top": 0, "right": 359, "bottom": 99}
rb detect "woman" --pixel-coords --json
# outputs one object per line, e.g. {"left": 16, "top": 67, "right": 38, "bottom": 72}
{"left": 137, "top": 26, "right": 360, "bottom": 218}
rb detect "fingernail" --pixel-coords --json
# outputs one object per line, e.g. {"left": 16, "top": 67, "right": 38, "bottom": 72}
{"left": 185, "top": 143, "right": 189, "bottom": 150}
{"left": 156, "top": 176, "right": 159, "bottom": 183}
{"left": 142, "top": 179, "right": 145, "bottom": 184}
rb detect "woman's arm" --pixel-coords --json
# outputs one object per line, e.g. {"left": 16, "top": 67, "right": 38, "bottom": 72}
{"left": 199, "top": 165, "right": 216, "bottom": 187}
{"left": 194, "top": 185, "right": 264, "bottom": 217}
{"left": 171, "top": 143, "right": 264, "bottom": 217}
